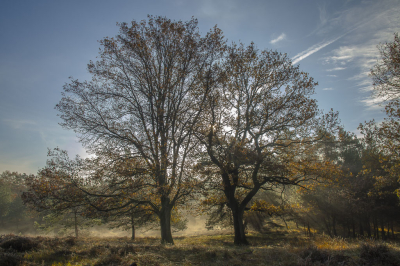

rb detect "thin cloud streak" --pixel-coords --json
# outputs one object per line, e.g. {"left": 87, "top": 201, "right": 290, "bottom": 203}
{"left": 270, "top": 33, "right": 286, "bottom": 44}
{"left": 292, "top": 34, "right": 345, "bottom": 65}
{"left": 292, "top": 10, "right": 377, "bottom": 66}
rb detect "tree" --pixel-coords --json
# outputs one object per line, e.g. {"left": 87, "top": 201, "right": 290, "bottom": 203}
{"left": 0, "top": 172, "right": 13, "bottom": 220}
{"left": 0, "top": 171, "right": 42, "bottom": 233}
{"left": 196, "top": 43, "right": 339, "bottom": 244}
{"left": 359, "top": 33, "right": 400, "bottom": 198}
{"left": 56, "top": 16, "right": 225, "bottom": 244}
{"left": 371, "top": 33, "right": 400, "bottom": 101}
{"left": 82, "top": 151, "right": 187, "bottom": 240}
{"left": 86, "top": 203, "right": 155, "bottom": 240}
{"left": 22, "top": 150, "right": 92, "bottom": 238}
{"left": 358, "top": 133, "right": 400, "bottom": 239}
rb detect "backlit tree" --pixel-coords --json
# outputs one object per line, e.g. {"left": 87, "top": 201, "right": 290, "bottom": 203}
{"left": 56, "top": 16, "right": 225, "bottom": 244}
{"left": 196, "top": 43, "right": 339, "bottom": 245}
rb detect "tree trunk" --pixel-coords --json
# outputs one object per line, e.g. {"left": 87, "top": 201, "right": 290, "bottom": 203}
{"left": 323, "top": 217, "right": 331, "bottom": 237}
{"left": 365, "top": 216, "right": 371, "bottom": 238}
{"left": 332, "top": 216, "right": 337, "bottom": 236}
{"left": 160, "top": 199, "right": 174, "bottom": 244}
{"left": 231, "top": 206, "right": 248, "bottom": 245}
{"left": 347, "top": 220, "right": 351, "bottom": 238}
{"left": 391, "top": 220, "right": 395, "bottom": 239}
{"left": 131, "top": 213, "right": 135, "bottom": 240}
{"left": 380, "top": 217, "right": 386, "bottom": 240}
{"left": 359, "top": 219, "right": 364, "bottom": 237}
{"left": 74, "top": 211, "right": 78, "bottom": 238}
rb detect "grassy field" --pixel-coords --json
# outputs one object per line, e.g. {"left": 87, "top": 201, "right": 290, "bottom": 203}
{"left": 1, "top": 229, "right": 400, "bottom": 265}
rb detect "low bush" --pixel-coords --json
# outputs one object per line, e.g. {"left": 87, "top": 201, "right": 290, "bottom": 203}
{"left": 299, "top": 246, "right": 329, "bottom": 263}
{"left": 64, "top": 236, "right": 76, "bottom": 246}
{"left": 359, "top": 243, "right": 399, "bottom": 266}
{"left": 94, "top": 254, "right": 123, "bottom": 266}
{"left": 0, "top": 236, "right": 38, "bottom": 252}
{"left": 0, "top": 252, "right": 23, "bottom": 266}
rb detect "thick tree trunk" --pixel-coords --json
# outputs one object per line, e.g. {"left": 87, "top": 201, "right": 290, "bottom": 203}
{"left": 160, "top": 199, "right": 174, "bottom": 244}
{"left": 231, "top": 206, "right": 248, "bottom": 245}
{"left": 221, "top": 170, "right": 249, "bottom": 245}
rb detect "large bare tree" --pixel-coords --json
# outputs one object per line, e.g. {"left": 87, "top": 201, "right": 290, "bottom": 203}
{"left": 56, "top": 16, "right": 225, "bottom": 244}
{"left": 196, "top": 43, "right": 339, "bottom": 245}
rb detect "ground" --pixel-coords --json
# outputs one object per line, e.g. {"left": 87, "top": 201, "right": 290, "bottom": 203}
{"left": 1, "top": 228, "right": 400, "bottom": 265}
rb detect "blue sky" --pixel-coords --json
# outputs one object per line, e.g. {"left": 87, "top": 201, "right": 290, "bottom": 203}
{"left": 1, "top": 0, "right": 399, "bottom": 174}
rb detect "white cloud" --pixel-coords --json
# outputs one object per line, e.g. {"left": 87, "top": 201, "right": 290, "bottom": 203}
{"left": 270, "top": 33, "right": 286, "bottom": 44}
{"left": 327, "top": 74, "right": 337, "bottom": 77}
{"left": 322, "top": 88, "right": 334, "bottom": 91}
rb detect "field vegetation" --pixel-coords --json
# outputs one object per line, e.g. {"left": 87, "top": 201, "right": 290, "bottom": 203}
{"left": 1, "top": 226, "right": 400, "bottom": 266}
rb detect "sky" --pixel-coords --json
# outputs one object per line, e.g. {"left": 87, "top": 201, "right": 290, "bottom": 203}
{"left": 1, "top": 0, "right": 399, "bottom": 175}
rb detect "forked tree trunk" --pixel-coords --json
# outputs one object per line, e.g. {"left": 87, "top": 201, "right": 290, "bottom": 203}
{"left": 160, "top": 198, "right": 174, "bottom": 244}
{"left": 223, "top": 172, "right": 249, "bottom": 246}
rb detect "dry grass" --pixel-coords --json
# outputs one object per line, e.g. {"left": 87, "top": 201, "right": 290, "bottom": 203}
{"left": 1, "top": 229, "right": 400, "bottom": 265}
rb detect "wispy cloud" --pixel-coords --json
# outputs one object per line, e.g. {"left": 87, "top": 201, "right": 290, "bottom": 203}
{"left": 292, "top": 34, "right": 345, "bottom": 65}
{"left": 360, "top": 96, "right": 386, "bottom": 110}
{"left": 270, "top": 33, "right": 286, "bottom": 44}
{"left": 3, "top": 119, "right": 36, "bottom": 129}
{"left": 313, "top": 1, "right": 400, "bottom": 109}
{"left": 322, "top": 88, "right": 334, "bottom": 91}
{"left": 294, "top": 2, "right": 397, "bottom": 66}
{"left": 326, "top": 67, "right": 346, "bottom": 71}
